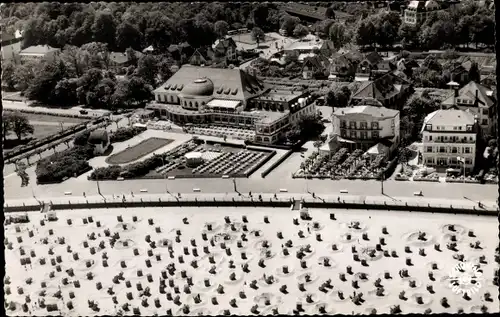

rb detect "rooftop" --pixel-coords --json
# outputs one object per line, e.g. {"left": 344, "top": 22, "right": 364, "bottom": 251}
{"left": 423, "top": 109, "right": 476, "bottom": 127}
{"left": 333, "top": 105, "right": 399, "bottom": 118}
{"left": 284, "top": 40, "right": 322, "bottom": 51}
{"left": 154, "top": 65, "right": 265, "bottom": 101}
{"left": 257, "top": 90, "right": 303, "bottom": 102}
{"left": 19, "top": 45, "right": 59, "bottom": 56}
{"left": 441, "top": 81, "right": 495, "bottom": 108}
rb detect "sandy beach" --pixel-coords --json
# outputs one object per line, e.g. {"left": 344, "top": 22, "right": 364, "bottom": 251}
{"left": 4, "top": 206, "right": 498, "bottom": 315}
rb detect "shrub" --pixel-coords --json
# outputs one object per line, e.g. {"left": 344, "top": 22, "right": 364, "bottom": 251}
{"left": 90, "top": 165, "right": 123, "bottom": 180}
{"left": 89, "top": 154, "right": 167, "bottom": 180}
{"left": 110, "top": 126, "right": 147, "bottom": 143}
{"left": 36, "top": 145, "right": 94, "bottom": 184}
{"left": 74, "top": 130, "right": 91, "bottom": 146}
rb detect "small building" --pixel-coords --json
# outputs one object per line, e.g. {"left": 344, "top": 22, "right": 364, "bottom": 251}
{"left": 109, "top": 50, "right": 144, "bottom": 69}
{"left": 1, "top": 32, "right": 23, "bottom": 64}
{"left": 441, "top": 81, "right": 497, "bottom": 136}
{"left": 212, "top": 38, "right": 237, "bottom": 63}
{"left": 88, "top": 129, "right": 110, "bottom": 155}
{"left": 329, "top": 54, "right": 356, "bottom": 81}
{"left": 421, "top": 109, "right": 477, "bottom": 172}
{"left": 404, "top": 0, "right": 441, "bottom": 25}
{"left": 302, "top": 55, "right": 330, "bottom": 79}
{"left": 355, "top": 52, "right": 385, "bottom": 81}
{"left": 328, "top": 105, "right": 400, "bottom": 152}
{"left": 19, "top": 45, "right": 60, "bottom": 64}
{"left": 350, "top": 72, "right": 413, "bottom": 110}
{"left": 188, "top": 47, "right": 215, "bottom": 66}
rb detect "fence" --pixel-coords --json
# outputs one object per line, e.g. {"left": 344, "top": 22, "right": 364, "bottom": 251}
{"left": 4, "top": 194, "right": 497, "bottom": 216}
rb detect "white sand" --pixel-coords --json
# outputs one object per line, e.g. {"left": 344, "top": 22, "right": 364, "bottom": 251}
{"left": 4, "top": 207, "right": 499, "bottom": 315}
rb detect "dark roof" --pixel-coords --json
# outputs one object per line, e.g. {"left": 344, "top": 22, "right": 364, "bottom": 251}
{"left": 331, "top": 54, "right": 354, "bottom": 67}
{"left": 362, "top": 52, "right": 383, "bottom": 65}
{"left": 442, "top": 81, "right": 494, "bottom": 108}
{"left": 352, "top": 73, "right": 409, "bottom": 101}
{"left": 88, "top": 129, "right": 109, "bottom": 144}
{"left": 213, "top": 38, "right": 237, "bottom": 50}
{"left": 154, "top": 65, "right": 265, "bottom": 101}
{"left": 320, "top": 40, "right": 336, "bottom": 51}
{"left": 303, "top": 55, "right": 330, "bottom": 70}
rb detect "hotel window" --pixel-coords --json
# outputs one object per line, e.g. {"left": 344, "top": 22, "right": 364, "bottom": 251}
{"left": 482, "top": 109, "right": 488, "bottom": 115}
{"left": 341, "top": 120, "right": 347, "bottom": 128}
{"left": 465, "top": 158, "right": 472, "bottom": 164}
{"left": 360, "top": 121, "right": 367, "bottom": 129}
{"left": 341, "top": 129, "right": 347, "bottom": 137}
{"left": 361, "top": 131, "right": 368, "bottom": 139}
{"left": 452, "top": 147, "right": 458, "bottom": 153}
{"left": 426, "top": 146, "right": 432, "bottom": 153}
{"left": 371, "top": 122, "right": 379, "bottom": 130}
{"left": 464, "top": 147, "right": 470, "bottom": 154}
{"left": 481, "top": 119, "right": 488, "bottom": 125}
{"left": 350, "top": 121, "right": 356, "bottom": 129}
{"left": 350, "top": 131, "right": 357, "bottom": 139}
{"left": 439, "top": 146, "right": 445, "bottom": 153}
{"left": 372, "top": 131, "right": 379, "bottom": 139}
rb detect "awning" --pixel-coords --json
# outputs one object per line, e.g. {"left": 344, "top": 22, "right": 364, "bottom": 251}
{"left": 336, "top": 136, "right": 355, "bottom": 144}
{"left": 207, "top": 99, "right": 241, "bottom": 110}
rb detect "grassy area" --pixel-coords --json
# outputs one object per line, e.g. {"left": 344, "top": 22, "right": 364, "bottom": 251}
{"left": 23, "top": 113, "right": 88, "bottom": 124}
{"left": 106, "top": 138, "right": 174, "bottom": 165}
{"left": 232, "top": 33, "right": 276, "bottom": 45}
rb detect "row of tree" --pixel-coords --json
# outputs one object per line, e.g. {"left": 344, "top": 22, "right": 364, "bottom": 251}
{"left": 2, "top": 2, "right": 298, "bottom": 51}
{"left": 356, "top": 2, "right": 494, "bottom": 50}
{"left": 2, "top": 42, "right": 178, "bottom": 109}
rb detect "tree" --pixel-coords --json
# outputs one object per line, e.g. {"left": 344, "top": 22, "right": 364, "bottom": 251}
{"left": 251, "top": 4, "right": 269, "bottom": 30}
{"left": 125, "top": 47, "right": 138, "bottom": 66}
{"left": 135, "top": 54, "right": 158, "bottom": 87}
{"left": 336, "top": 86, "right": 351, "bottom": 108}
{"left": 398, "top": 147, "right": 413, "bottom": 165}
{"left": 398, "top": 24, "right": 419, "bottom": 49}
{"left": 214, "top": 20, "right": 229, "bottom": 39}
{"left": 251, "top": 27, "right": 265, "bottom": 48}
{"left": 112, "top": 76, "right": 153, "bottom": 108}
{"left": 2, "top": 112, "right": 13, "bottom": 142}
{"left": 355, "top": 21, "right": 375, "bottom": 49}
{"left": 116, "top": 21, "right": 143, "bottom": 51}
{"left": 16, "top": 161, "right": 30, "bottom": 187}
{"left": 52, "top": 78, "right": 78, "bottom": 106}
{"left": 2, "top": 61, "right": 17, "bottom": 90}
{"left": 26, "top": 59, "right": 70, "bottom": 105}
{"left": 329, "top": 23, "right": 347, "bottom": 49}
{"left": 92, "top": 11, "right": 116, "bottom": 49}
{"left": 325, "top": 7, "right": 335, "bottom": 19}
{"left": 13, "top": 59, "right": 41, "bottom": 91}
{"left": 468, "top": 61, "right": 480, "bottom": 83}
{"left": 293, "top": 24, "right": 309, "bottom": 39}
{"left": 280, "top": 15, "right": 300, "bottom": 36}
{"left": 313, "top": 140, "right": 323, "bottom": 152}
{"left": 295, "top": 113, "right": 325, "bottom": 141}
{"left": 9, "top": 112, "right": 34, "bottom": 141}
{"left": 325, "top": 90, "right": 336, "bottom": 108}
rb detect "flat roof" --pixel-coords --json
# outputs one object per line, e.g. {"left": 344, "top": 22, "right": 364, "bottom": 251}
{"left": 207, "top": 99, "right": 241, "bottom": 109}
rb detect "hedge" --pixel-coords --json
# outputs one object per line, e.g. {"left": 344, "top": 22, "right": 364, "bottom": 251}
{"left": 36, "top": 145, "right": 95, "bottom": 184}
{"left": 110, "top": 126, "right": 147, "bottom": 143}
{"left": 89, "top": 153, "right": 168, "bottom": 180}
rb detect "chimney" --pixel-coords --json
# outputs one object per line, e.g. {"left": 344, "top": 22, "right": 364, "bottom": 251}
{"left": 475, "top": 89, "right": 478, "bottom": 102}
{"left": 454, "top": 88, "right": 459, "bottom": 98}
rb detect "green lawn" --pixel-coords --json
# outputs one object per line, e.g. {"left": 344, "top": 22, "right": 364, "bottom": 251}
{"left": 23, "top": 113, "right": 87, "bottom": 124}
{"left": 106, "top": 138, "right": 174, "bottom": 165}
{"left": 232, "top": 33, "right": 276, "bottom": 45}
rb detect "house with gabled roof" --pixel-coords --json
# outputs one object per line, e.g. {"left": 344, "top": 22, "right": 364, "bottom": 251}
{"left": 302, "top": 55, "right": 330, "bottom": 79}
{"left": 329, "top": 53, "right": 356, "bottom": 81}
{"left": 441, "top": 81, "right": 496, "bottom": 136}
{"left": 350, "top": 72, "right": 412, "bottom": 110}
{"left": 212, "top": 38, "right": 238, "bottom": 63}
{"left": 19, "top": 45, "right": 60, "bottom": 64}
{"left": 355, "top": 51, "right": 394, "bottom": 81}
{"left": 188, "top": 47, "right": 215, "bottom": 66}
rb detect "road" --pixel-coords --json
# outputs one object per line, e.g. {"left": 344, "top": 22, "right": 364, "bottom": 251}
{"left": 5, "top": 170, "right": 498, "bottom": 203}
{"left": 2, "top": 99, "right": 110, "bottom": 117}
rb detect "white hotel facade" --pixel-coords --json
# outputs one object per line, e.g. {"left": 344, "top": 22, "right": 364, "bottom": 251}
{"left": 421, "top": 109, "right": 477, "bottom": 173}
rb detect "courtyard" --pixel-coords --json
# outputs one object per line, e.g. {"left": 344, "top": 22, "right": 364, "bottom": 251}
{"left": 231, "top": 32, "right": 277, "bottom": 46}
{"left": 106, "top": 138, "right": 174, "bottom": 165}
{"left": 148, "top": 140, "right": 275, "bottom": 179}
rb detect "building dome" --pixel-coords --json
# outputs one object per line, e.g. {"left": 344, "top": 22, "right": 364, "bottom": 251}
{"left": 181, "top": 78, "right": 214, "bottom": 96}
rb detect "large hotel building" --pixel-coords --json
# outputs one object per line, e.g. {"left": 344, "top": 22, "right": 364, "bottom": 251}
{"left": 148, "top": 65, "right": 316, "bottom": 144}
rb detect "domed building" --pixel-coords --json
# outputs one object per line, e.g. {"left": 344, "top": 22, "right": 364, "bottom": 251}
{"left": 178, "top": 78, "right": 214, "bottom": 111}
{"left": 148, "top": 65, "right": 316, "bottom": 145}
